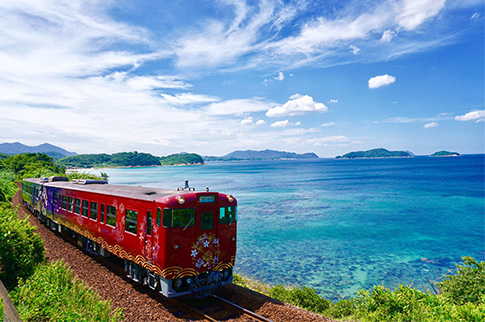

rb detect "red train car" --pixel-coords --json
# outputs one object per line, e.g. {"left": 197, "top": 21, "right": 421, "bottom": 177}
{"left": 22, "top": 176, "right": 237, "bottom": 298}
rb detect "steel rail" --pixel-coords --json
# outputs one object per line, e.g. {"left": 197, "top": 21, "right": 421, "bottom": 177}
{"left": 212, "top": 294, "right": 274, "bottom": 322}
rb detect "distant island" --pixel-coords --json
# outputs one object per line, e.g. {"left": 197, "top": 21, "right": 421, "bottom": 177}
{"left": 336, "top": 148, "right": 413, "bottom": 159}
{"left": 205, "top": 149, "right": 319, "bottom": 161}
{"left": 430, "top": 151, "right": 460, "bottom": 157}
{"left": 0, "top": 142, "right": 76, "bottom": 159}
{"left": 56, "top": 152, "right": 204, "bottom": 168}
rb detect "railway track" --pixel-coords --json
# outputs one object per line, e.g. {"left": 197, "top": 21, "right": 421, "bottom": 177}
{"left": 38, "top": 213, "right": 273, "bottom": 322}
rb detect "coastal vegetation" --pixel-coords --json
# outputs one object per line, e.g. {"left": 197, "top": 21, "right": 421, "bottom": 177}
{"left": 234, "top": 257, "right": 485, "bottom": 321}
{"left": 336, "top": 148, "right": 413, "bottom": 159}
{"left": 56, "top": 151, "right": 203, "bottom": 168}
{"left": 0, "top": 154, "right": 121, "bottom": 321}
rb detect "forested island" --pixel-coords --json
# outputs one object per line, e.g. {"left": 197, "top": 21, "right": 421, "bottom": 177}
{"left": 336, "top": 148, "right": 413, "bottom": 159}
{"left": 56, "top": 151, "right": 204, "bottom": 168}
{"left": 205, "top": 149, "right": 319, "bottom": 161}
{"left": 430, "top": 151, "right": 460, "bottom": 157}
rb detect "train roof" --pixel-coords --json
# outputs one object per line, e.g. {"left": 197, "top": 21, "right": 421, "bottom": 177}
{"left": 23, "top": 177, "right": 188, "bottom": 202}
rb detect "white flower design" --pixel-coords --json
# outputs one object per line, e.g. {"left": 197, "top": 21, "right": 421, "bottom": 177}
{"left": 203, "top": 240, "right": 210, "bottom": 248}
{"left": 213, "top": 238, "right": 219, "bottom": 245}
{"left": 191, "top": 249, "right": 198, "bottom": 258}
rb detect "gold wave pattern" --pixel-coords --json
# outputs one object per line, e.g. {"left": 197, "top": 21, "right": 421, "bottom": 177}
{"left": 55, "top": 217, "right": 234, "bottom": 279}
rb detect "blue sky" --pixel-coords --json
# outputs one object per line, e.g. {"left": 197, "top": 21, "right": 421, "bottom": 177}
{"left": 1, "top": 0, "right": 483, "bottom": 157}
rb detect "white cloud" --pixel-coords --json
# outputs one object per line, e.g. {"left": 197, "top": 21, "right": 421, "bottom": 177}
{"left": 321, "top": 122, "right": 335, "bottom": 127}
{"left": 241, "top": 117, "right": 254, "bottom": 126}
{"left": 380, "top": 29, "right": 397, "bottom": 42}
{"left": 328, "top": 99, "right": 338, "bottom": 104}
{"left": 270, "top": 120, "right": 290, "bottom": 128}
{"left": 266, "top": 94, "right": 328, "bottom": 117}
{"left": 160, "top": 93, "right": 219, "bottom": 106}
{"left": 275, "top": 72, "right": 285, "bottom": 81}
{"left": 349, "top": 45, "right": 361, "bottom": 54}
{"left": 397, "top": 0, "right": 446, "bottom": 30}
{"left": 205, "top": 98, "right": 273, "bottom": 115}
{"left": 368, "top": 74, "right": 396, "bottom": 88}
{"left": 455, "top": 110, "right": 485, "bottom": 122}
{"left": 471, "top": 12, "right": 480, "bottom": 21}
{"left": 424, "top": 122, "right": 438, "bottom": 128}
{"left": 255, "top": 119, "right": 266, "bottom": 126}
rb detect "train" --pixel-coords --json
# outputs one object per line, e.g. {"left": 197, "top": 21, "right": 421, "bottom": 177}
{"left": 21, "top": 176, "right": 237, "bottom": 298}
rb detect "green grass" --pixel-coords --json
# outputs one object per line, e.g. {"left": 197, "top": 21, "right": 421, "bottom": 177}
{"left": 0, "top": 297, "right": 3, "bottom": 322}
{"left": 10, "top": 260, "right": 123, "bottom": 322}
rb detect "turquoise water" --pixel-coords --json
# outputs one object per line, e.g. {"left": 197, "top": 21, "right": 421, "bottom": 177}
{"left": 98, "top": 155, "right": 485, "bottom": 301}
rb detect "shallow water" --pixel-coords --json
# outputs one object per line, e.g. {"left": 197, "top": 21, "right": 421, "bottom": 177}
{"left": 98, "top": 155, "right": 485, "bottom": 301}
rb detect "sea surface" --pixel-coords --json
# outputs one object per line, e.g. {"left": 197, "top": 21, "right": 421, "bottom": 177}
{"left": 98, "top": 155, "right": 485, "bottom": 301}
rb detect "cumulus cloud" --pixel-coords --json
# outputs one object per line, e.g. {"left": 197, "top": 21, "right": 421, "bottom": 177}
{"left": 266, "top": 94, "right": 328, "bottom": 117}
{"left": 455, "top": 110, "right": 485, "bottom": 122}
{"left": 424, "top": 122, "right": 438, "bottom": 128}
{"left": 368, "top": 74, "right": 396, "bottom": 89}
{"left": 270, "top": 120, "right": 290, "bottom": 128}
{"left": 349, "top": 45, "right": 361, "bottom": 54}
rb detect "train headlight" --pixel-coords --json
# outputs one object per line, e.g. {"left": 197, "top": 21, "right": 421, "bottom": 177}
{"left": 177, "top": 196, "right": 185, "bottom": 204}
{"left": 227, "top": 195, "right": 234, "bottom": 203}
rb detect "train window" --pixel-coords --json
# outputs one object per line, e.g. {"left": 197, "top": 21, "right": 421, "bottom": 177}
{"left": 106, "top": 205, "right": 116, "bottom": 227}
{"left": 201, "top": 212, "right": 213, "bottom": 230}
{"left": 74, "top": 199, "right": 81, "bottom": 214}
{"left": 100, "top": 205, "right": 105, "bottom": 223}
{"left": 147, "top": 211, "right": 152, "bottom": 235}
{"left": 163, "top": 209, "right": 195, "bottom": 229}
{"left": 53, "top": 192, "right": 58, "bottom": 207}
{"left": 125, "top": 210, "right": 138, "bottom": 234}
{"left": 82, "top": 200, "right": 89, "bottom": 217}
{"left": 90, "top": 202, "right": 98, "bottom": 221}
{"left": 219, "top": 206, "right": 237, "bottom": 224}
{"left": 62, "top": 196, "right": 68, "bottom": 210}
{"left": 157, "top": 208, "right": 161, "bottom": 226}
{"left": 68, "top": 197, "right": 74, "bottom": 212}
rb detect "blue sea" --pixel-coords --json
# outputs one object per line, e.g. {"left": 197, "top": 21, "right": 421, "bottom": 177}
{"left": 98, "top": 155, "right": 485, "bottom": 301}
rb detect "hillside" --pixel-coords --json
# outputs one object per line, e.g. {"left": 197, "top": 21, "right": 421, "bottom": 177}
{"left": 0, "top": 142, "right": 76, "bottom": 159}
{"left": 206, "top": 149, "right": 319, "bottom": 161}
{"left": 336, "top": 148, "right": 413, "bottom": 159}
{"left": 57, "top": 151, "right": 203, "bottom": 168}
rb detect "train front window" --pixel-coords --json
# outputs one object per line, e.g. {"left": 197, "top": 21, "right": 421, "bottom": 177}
{"left": 201, "top": 212, "right": 213, "bottom": 230}
{"left": 125, "top": 210, "right": 138, "bottom": 234}
{"left": 163, "top": 208, "right": 195, "bottom": 229}
{"left": 220, "top": 206, "right": 237, "bottom": 224}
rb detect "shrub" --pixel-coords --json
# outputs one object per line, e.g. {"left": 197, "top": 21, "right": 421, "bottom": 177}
{"left": 0, "top": 204, "right": 45, "bottom": 290}
{"left": 11, "top": 260, "right": 123, "bottom": 322}
{"left": 269, "top": 285, "right": 332, "bottom": 314}
{"left": 0, "top": 170, "right": 17, "bottom": 202}
{"left": 0, "top": 297, "right": 3, "bottom": 322}
{"left": 437, "top": 256, "right": 485, "bottom": 305}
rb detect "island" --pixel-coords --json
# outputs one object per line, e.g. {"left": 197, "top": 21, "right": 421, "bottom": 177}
{"left": 205, "top": 149, "right": 319, "bottom": 161}
{"left": 430, "top": 151, "right": 460, "bottom": 157}
{"left": 56, "top": 151, "right": 204, "bottom": 168}
{"left": 335, "top": 148, "right": 413, "bottom": 159}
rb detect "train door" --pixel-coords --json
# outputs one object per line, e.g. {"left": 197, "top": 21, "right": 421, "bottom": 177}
{"left": 192, "top": 194, "right": 221, "bottom": 270}
{"left": 144, "top": 208, "right": 154, "bottom": 262}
